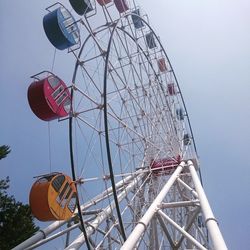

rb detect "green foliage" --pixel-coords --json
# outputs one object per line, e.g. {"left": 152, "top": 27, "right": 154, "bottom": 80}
{"left": 0, "top": 147, "right": 39, "bottom": 249}
{"left": 0, "top": 176, "right": 9, "bottom": 191}
{"left": 0, "top": 145, "right": 11, "bottom": 160}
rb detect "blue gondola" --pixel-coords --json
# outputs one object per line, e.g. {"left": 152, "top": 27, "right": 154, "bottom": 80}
{"left": 69, "top": 0, "right": 94, "bottom": 16}
{"left": 131, "top": 9, "right": 144, "bottom": 29}
{"left": 183, "top": 134, "right": 192, "bottom": 146}
{"left": 145, "top": 32, "right": 157, "bottom": 49}
{"left": 198, "top": 215, "right": 204, "bottom": 228}
{"left": 176, "top": 108, "right": 184, "bottom": 120}
{"left": 43, "top": 6, "right": 80, "bottom": 50}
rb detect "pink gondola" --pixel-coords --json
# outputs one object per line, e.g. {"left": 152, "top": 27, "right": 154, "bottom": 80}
{"left": 157, "top": 58, "right": 167, "bottom": 72}
{"left": 96, "top": 0, "right": 112, "bottom": 6}
{"left": 28, "top": 74, "right": 71, "bottom": 121}
{"left": 167, "top": 83, "right": 176, "bottom": 96}
{"left": 151, "top": 155, "right": 181, "bottom": 175}
{"left": 114, "top": 0, "right": 129, "bottom": 13}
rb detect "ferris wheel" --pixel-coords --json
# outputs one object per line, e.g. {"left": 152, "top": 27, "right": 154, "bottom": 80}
{"left": 14, "top": 0, "right": 227, "bottom": 249}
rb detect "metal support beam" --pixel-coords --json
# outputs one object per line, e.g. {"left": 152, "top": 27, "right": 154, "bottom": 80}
{"left": 13, "top": 172, "right": 140, "bottom": 250}
{"left": 160, "top": 200, "right": 200, "bottom": 209}
{"left": 152, "top": 216, "right": 159, "bottom": 249}
{"left": 157, "top": 210, "right": 207, "bottom": 250}
{"left": 156, "top": 213, "right": 176, "bottom": 249}
{"left": 175, "top": 207, "right": 201, "bottom": 249}
{"left": 177, "top": 177, "right": 198, "bottom": 198}
{"left": 65, "top": 173, "right": 144, "bottom": 250}
{"left": 188, "top": 160, "right": 228, "bottom": 250}
{"left": 121, "top": 162, "right": 185, "bottom": 250}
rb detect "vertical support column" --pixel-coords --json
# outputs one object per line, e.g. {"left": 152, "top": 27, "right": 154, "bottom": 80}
{"left": 188, "top": 160, "right": 228, "bottom": 250}
{"left": 121, "top": 161, "right": 185, "bottom": 250}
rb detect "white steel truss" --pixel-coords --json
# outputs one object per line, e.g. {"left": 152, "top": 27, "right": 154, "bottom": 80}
{"left": 122, "top": 160, "right": 227, "bottom": 250}
{"left": 14, "top": 161, "right": 227, "bottom": 250}
{"left": 15, "top": 0, "right": 227, "bottom": 249}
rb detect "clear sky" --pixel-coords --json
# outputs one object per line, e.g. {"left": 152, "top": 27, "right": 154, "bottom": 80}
{"left": 1, "top": 1, "right": 250, "bottom": 249}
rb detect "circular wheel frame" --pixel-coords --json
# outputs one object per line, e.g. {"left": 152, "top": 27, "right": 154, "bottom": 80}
{"left": 67, "top": 12, "right": 197, "bottom": 249}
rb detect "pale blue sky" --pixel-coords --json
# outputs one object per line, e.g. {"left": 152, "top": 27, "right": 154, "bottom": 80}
{"left": 1, "top": 1, "right": 250, "bottom": 249}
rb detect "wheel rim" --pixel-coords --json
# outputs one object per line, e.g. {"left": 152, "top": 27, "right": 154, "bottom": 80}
{"left": 68, "top": 12, "right": 197, "bottom": 248}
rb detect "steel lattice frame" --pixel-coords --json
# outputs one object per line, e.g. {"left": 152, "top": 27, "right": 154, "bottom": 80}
{"left": 14, "top": 1, "right": 227, "bottom": 250}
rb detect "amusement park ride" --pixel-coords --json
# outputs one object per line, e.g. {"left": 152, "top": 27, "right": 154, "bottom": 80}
{"left": 14, "top": 0, "right": 227, "bottom": 249}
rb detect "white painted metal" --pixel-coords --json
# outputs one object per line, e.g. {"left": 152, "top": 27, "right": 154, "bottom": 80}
{"left": 177, "top": 177, "right": 199, "bottom": 198}
{"left": 160, "top": 200, "right": 200, "bottom": 208}
{"left": 65, "top": 173, "right": 144, "bottom": 250}
{"left": 14, "top": 0, "right": 228, "bottom": 249}
{"left": 156, "top": 213, "right": 176, "bottom": 249}
{"left": 12, "top": 221, "right": 68, "bottom": 250}
{"left": 15, "top": 160, "right": 228, "bottom": 250}
{"left": 121, "top": 161, "right": 185, "bottom": 250}
{"left": 188, "top": 160, "right": 228, "bottom": 250}
{"left": 13, "top": 172, "right": 141, "bottom": 250}
{"left": 157, "top": 209, "right": 207, "bottom": 250}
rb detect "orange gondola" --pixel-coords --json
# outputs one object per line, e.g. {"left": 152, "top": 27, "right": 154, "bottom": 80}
{"left": 29, "top": 173, "right": 77, "bottom": 221}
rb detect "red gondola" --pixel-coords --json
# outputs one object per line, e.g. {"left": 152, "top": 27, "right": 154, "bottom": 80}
{"left": 151, "top": 155, "right": 181, "bottom": 175}
{"left": 28, "top": 73, "right": 71, "bottom": 121}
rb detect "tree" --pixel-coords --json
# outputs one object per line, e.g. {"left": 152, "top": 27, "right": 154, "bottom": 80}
{"left": 0, "top": 145, "right": 11, "bottom": 160}
{"left": 0, "top": 146, "right": 39, "bottom": 249}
